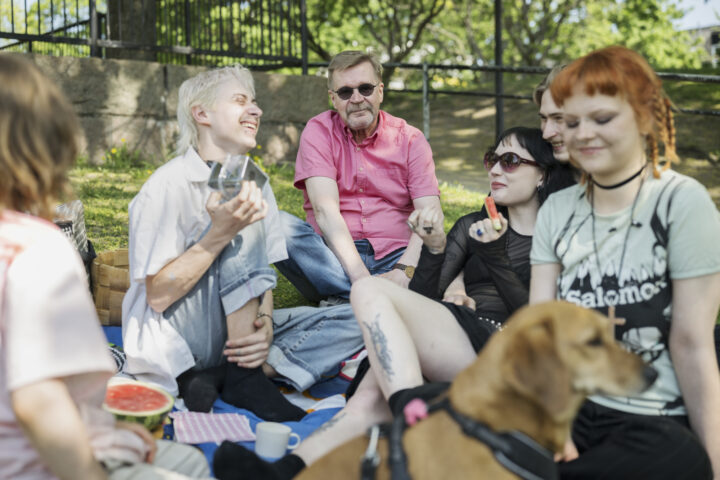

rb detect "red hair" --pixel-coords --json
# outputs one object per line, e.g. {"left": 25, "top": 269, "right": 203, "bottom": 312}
{"left": 550, "top": 46, "right": 676, "bottom": 178}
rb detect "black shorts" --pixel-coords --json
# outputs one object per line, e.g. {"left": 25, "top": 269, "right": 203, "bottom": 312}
{"left": 440, "top": 301, "right": 497, "bottom": 353}
{"left": 346, "top": 302, "right": 499, "bottom": 399}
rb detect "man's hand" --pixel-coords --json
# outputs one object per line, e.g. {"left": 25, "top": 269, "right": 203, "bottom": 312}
{"left": 407, "top": 206, "right": 445, "bottom": 253}
{"left": 206, "top": 181, "right": 268, "bottom": 243}
{"left": 468, "top": 212, "right": 508, "bottom": 243}
{"left": 223, "top": 315, "right": 273, "bottom": 368}
{"left": 443, "top": 293, "right": 476, "bottom": 310}
{"left": 115, "top": 421, "right": 157, "bottom": 463}
{"left": 378, "top": 267, "right": 411, "bottom": 288}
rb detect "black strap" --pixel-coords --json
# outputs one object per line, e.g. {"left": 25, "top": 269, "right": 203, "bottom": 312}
{"left": 359, "top": 393, "right": 558, "bottom": 480}
{"left": 438, "top": 398, "right": 558, "bottom": 480}
{"left": 388, "top": 414, "right": 411, "bottom": 480}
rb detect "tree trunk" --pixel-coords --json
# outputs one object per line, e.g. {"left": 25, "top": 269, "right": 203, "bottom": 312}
{"left": 107, "top": 0, "right": 157, "bottom": 61}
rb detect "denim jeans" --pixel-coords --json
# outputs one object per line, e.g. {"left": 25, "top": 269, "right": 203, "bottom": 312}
{"left": 269, "top": 303, "right": 363, "bottom": 391}
{"left": 274, "top": 211, "right": 406, "bottom": 302}
{"left": 164, "top": 220, "right": 363, "bottom": 390}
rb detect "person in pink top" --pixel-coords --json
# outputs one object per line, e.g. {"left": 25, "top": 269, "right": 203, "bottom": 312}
{"left": 275, "top": 51, "right": 441, "bottom": 303}
{"left": 0, "top": 54, "right": 210, "bottom": 480}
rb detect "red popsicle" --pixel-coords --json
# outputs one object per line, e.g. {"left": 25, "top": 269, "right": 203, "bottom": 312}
{"left": 485, "top": 196, "right": 502, "bottom": 231}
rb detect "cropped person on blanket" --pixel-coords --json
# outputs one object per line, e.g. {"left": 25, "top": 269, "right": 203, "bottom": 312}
{"left": 0, "top": 53, "right": 211, "bottom": 480}
{"left": 212, "top": 127, "right": 576, "bottom": 479}
{"left": 121, "top": 65, "right": 364, "bottom": 420}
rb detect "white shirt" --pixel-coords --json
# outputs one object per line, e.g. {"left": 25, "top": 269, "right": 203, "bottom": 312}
{"left": 122, "top": 148, "right": 287, "bottom": 395}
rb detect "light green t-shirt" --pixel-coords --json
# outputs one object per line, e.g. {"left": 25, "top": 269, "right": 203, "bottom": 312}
{"left": 531, "top": 170, "right": 720, "bottom": 416}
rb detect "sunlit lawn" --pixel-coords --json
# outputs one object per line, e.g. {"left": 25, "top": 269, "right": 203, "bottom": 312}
{"left": 69, "top": 159, "right": 483, "bottom": 309}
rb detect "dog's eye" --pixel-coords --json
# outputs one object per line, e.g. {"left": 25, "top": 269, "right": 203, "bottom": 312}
{"left": 586, "top": 336, "right": 603, "bottom": 347}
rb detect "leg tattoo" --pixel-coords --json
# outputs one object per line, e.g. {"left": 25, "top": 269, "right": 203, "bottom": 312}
{"left": 308, "top": 411, "right": 346, "bottom": 439}
{"left": 363, "top": 315, "right": 395, "bottom": 380}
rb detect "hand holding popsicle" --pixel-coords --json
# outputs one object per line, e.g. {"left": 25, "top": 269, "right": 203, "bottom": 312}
{"left": 468, "top": 214, "right": 507, "bottom": 243}
{"left": 485, "top": 196, "right": 502, "bottom": 231}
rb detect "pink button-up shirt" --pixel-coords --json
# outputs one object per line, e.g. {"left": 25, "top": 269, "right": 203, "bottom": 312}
{"left": 294, "top": 110, "right": 440, "bottom": 259}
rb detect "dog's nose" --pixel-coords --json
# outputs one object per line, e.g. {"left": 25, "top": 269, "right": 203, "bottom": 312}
{"left": 642, "top": 366, "right": 658, "bottom": 386}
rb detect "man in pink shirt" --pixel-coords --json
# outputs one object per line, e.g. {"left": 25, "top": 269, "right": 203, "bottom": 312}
{"left": 276, "top": 51, "right": 441, "bottom": 303}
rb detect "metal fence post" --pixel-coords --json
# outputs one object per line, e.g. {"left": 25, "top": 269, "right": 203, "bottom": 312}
{"left": 494, "top": 0, "right": 504, "bottom": 139}
{"left": 423, "top": 62, "right": 430, "bottom": 140}
{"left": 301, "top": 0, "right": 308, "bottom": 75}
{"left": 90, "top": 0, "right": 99, "bottom": 57}
{"left": 184, "top": 0, "right": 191, "bottom": 65}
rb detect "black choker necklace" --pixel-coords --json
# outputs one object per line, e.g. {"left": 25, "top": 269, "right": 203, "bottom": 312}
{"left": 592, "top": 164, "right": 646, "bottom": 190}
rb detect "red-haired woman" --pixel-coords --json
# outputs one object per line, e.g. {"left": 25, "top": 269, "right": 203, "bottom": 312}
{"left": 530, "top": 45, "right": 720, "bottom": 479}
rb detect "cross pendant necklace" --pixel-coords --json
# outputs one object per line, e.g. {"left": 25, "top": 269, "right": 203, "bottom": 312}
{"left": 590, "top": 171, "right": 645, "bottom": 339}
{"left": 607, "top": 305, "right": 626, "bottom": 337}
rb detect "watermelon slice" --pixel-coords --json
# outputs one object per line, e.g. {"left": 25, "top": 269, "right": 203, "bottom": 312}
{"left": 103, "top": 380, "right": 174, "bottom": 431}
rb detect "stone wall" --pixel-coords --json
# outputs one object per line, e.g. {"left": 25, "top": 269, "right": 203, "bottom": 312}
{"left": 22, "top": 53, "right": 328, "bottom": 165}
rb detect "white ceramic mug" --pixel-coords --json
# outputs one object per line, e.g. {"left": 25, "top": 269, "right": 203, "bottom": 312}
{"left": 254, "top": 422, "right": 301, "bottom": 459}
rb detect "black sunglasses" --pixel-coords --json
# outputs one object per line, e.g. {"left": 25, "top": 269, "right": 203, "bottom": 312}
{"left": 333, "top": 83, "right": 379, "bottom": 100}
{"left": 483, "top": 151, "right": 539, "bottom": 172}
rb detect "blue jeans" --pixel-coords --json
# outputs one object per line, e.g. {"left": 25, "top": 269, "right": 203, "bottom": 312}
{"left": 164, "top": 220, "right": 363, "bottom": 391}
{"left": 274, "top": 211, "right": 406, "bottom": 302}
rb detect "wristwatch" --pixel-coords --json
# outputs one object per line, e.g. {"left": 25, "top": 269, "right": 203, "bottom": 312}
{"left": 392, "top": 263, "right": 415, "bottom": 279}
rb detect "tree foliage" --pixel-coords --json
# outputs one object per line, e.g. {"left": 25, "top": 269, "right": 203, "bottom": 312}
{"left": 303, "top": 0, "right": 448, "bottom": 81}
{"left": 564, "top": 0, "right": 704, "bottom": 69}
{"left": 0, "top": 0, "right": 707, "bottom": 73}
{"left": 502, "top": 0, "right": 584, "bottom": 66}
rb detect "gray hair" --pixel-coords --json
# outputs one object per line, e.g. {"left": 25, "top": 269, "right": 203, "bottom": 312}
{"left": 327, "top": 51, "right": 382, "bottom": 89}
{"left": 176, "top": 65, "right": 255, "bottom": 155}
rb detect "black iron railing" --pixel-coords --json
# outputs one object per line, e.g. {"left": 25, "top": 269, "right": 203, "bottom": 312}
{"left": 0, "top": 0, "right": 309, "bottom": 70}
{"left": 0, "top": 1, "right": 717, "bottom": 142}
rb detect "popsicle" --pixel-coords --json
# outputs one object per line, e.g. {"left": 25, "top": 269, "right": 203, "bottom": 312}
{"left": 485, "top": 196, "right": 502, "bottom": 231}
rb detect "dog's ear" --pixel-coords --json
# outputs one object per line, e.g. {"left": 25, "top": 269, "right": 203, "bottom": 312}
{"left": 502, "top": 315, "right": 573, "bottom": 419}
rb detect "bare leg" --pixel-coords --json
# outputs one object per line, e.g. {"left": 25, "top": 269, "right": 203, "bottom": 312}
{"left": 177, "top": 296, "right": 263, "bottom": 412}
{"left": 226, "top": 297, "right": 260, "bottom": 339}
{"left": 294, "top": 372, "right": 391, "bottom": 466}
{"left": 212, "top": 372, "right": 391, "bottom": 479}
{"left": 350, "top": 276, "right": 476, "bottom": 400}
{"left": 221, "top": 292, "right": 305, "bottom": 421}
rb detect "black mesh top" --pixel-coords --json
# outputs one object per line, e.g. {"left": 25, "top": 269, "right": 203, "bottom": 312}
{"left": 409, "top": 210, "right": 532, "bottom": 323}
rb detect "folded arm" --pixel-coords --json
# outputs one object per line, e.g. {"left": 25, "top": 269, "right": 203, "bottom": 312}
{"left": 146, "top": 183, "right": 267, "bottom": 312}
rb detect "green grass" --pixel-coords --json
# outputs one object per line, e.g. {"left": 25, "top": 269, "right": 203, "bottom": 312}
{"left": 69, "top": 158, "right": 483, "bottom": 309}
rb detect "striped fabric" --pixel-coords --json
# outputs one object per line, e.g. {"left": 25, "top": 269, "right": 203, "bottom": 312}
{"left": 169, "top": 412, "right": 255, "bottom": 444}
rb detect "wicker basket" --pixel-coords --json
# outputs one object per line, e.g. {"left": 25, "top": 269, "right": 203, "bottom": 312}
{"left": 92, "top": 249, "right": 129, "bottom": 326}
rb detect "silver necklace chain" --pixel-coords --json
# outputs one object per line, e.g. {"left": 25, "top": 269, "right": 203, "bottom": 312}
{"left": 590, "top": 167, "right": 646, "bottom": 290}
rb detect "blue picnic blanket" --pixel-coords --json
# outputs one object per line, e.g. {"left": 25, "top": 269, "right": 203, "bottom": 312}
{"left": 103, "top": 326, "right": 349, "bottom": 475}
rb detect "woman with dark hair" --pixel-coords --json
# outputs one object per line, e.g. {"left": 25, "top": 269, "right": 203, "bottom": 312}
{"left": 415, "top": 126, "right": 576, "bottom": 331}
{"left": 213, "top": 126, "right": 576, "bottom": 480}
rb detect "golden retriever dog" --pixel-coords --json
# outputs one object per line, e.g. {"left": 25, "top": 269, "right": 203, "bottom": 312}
{"left": 297, "top": 301, "right": 657, "bottom": 480}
